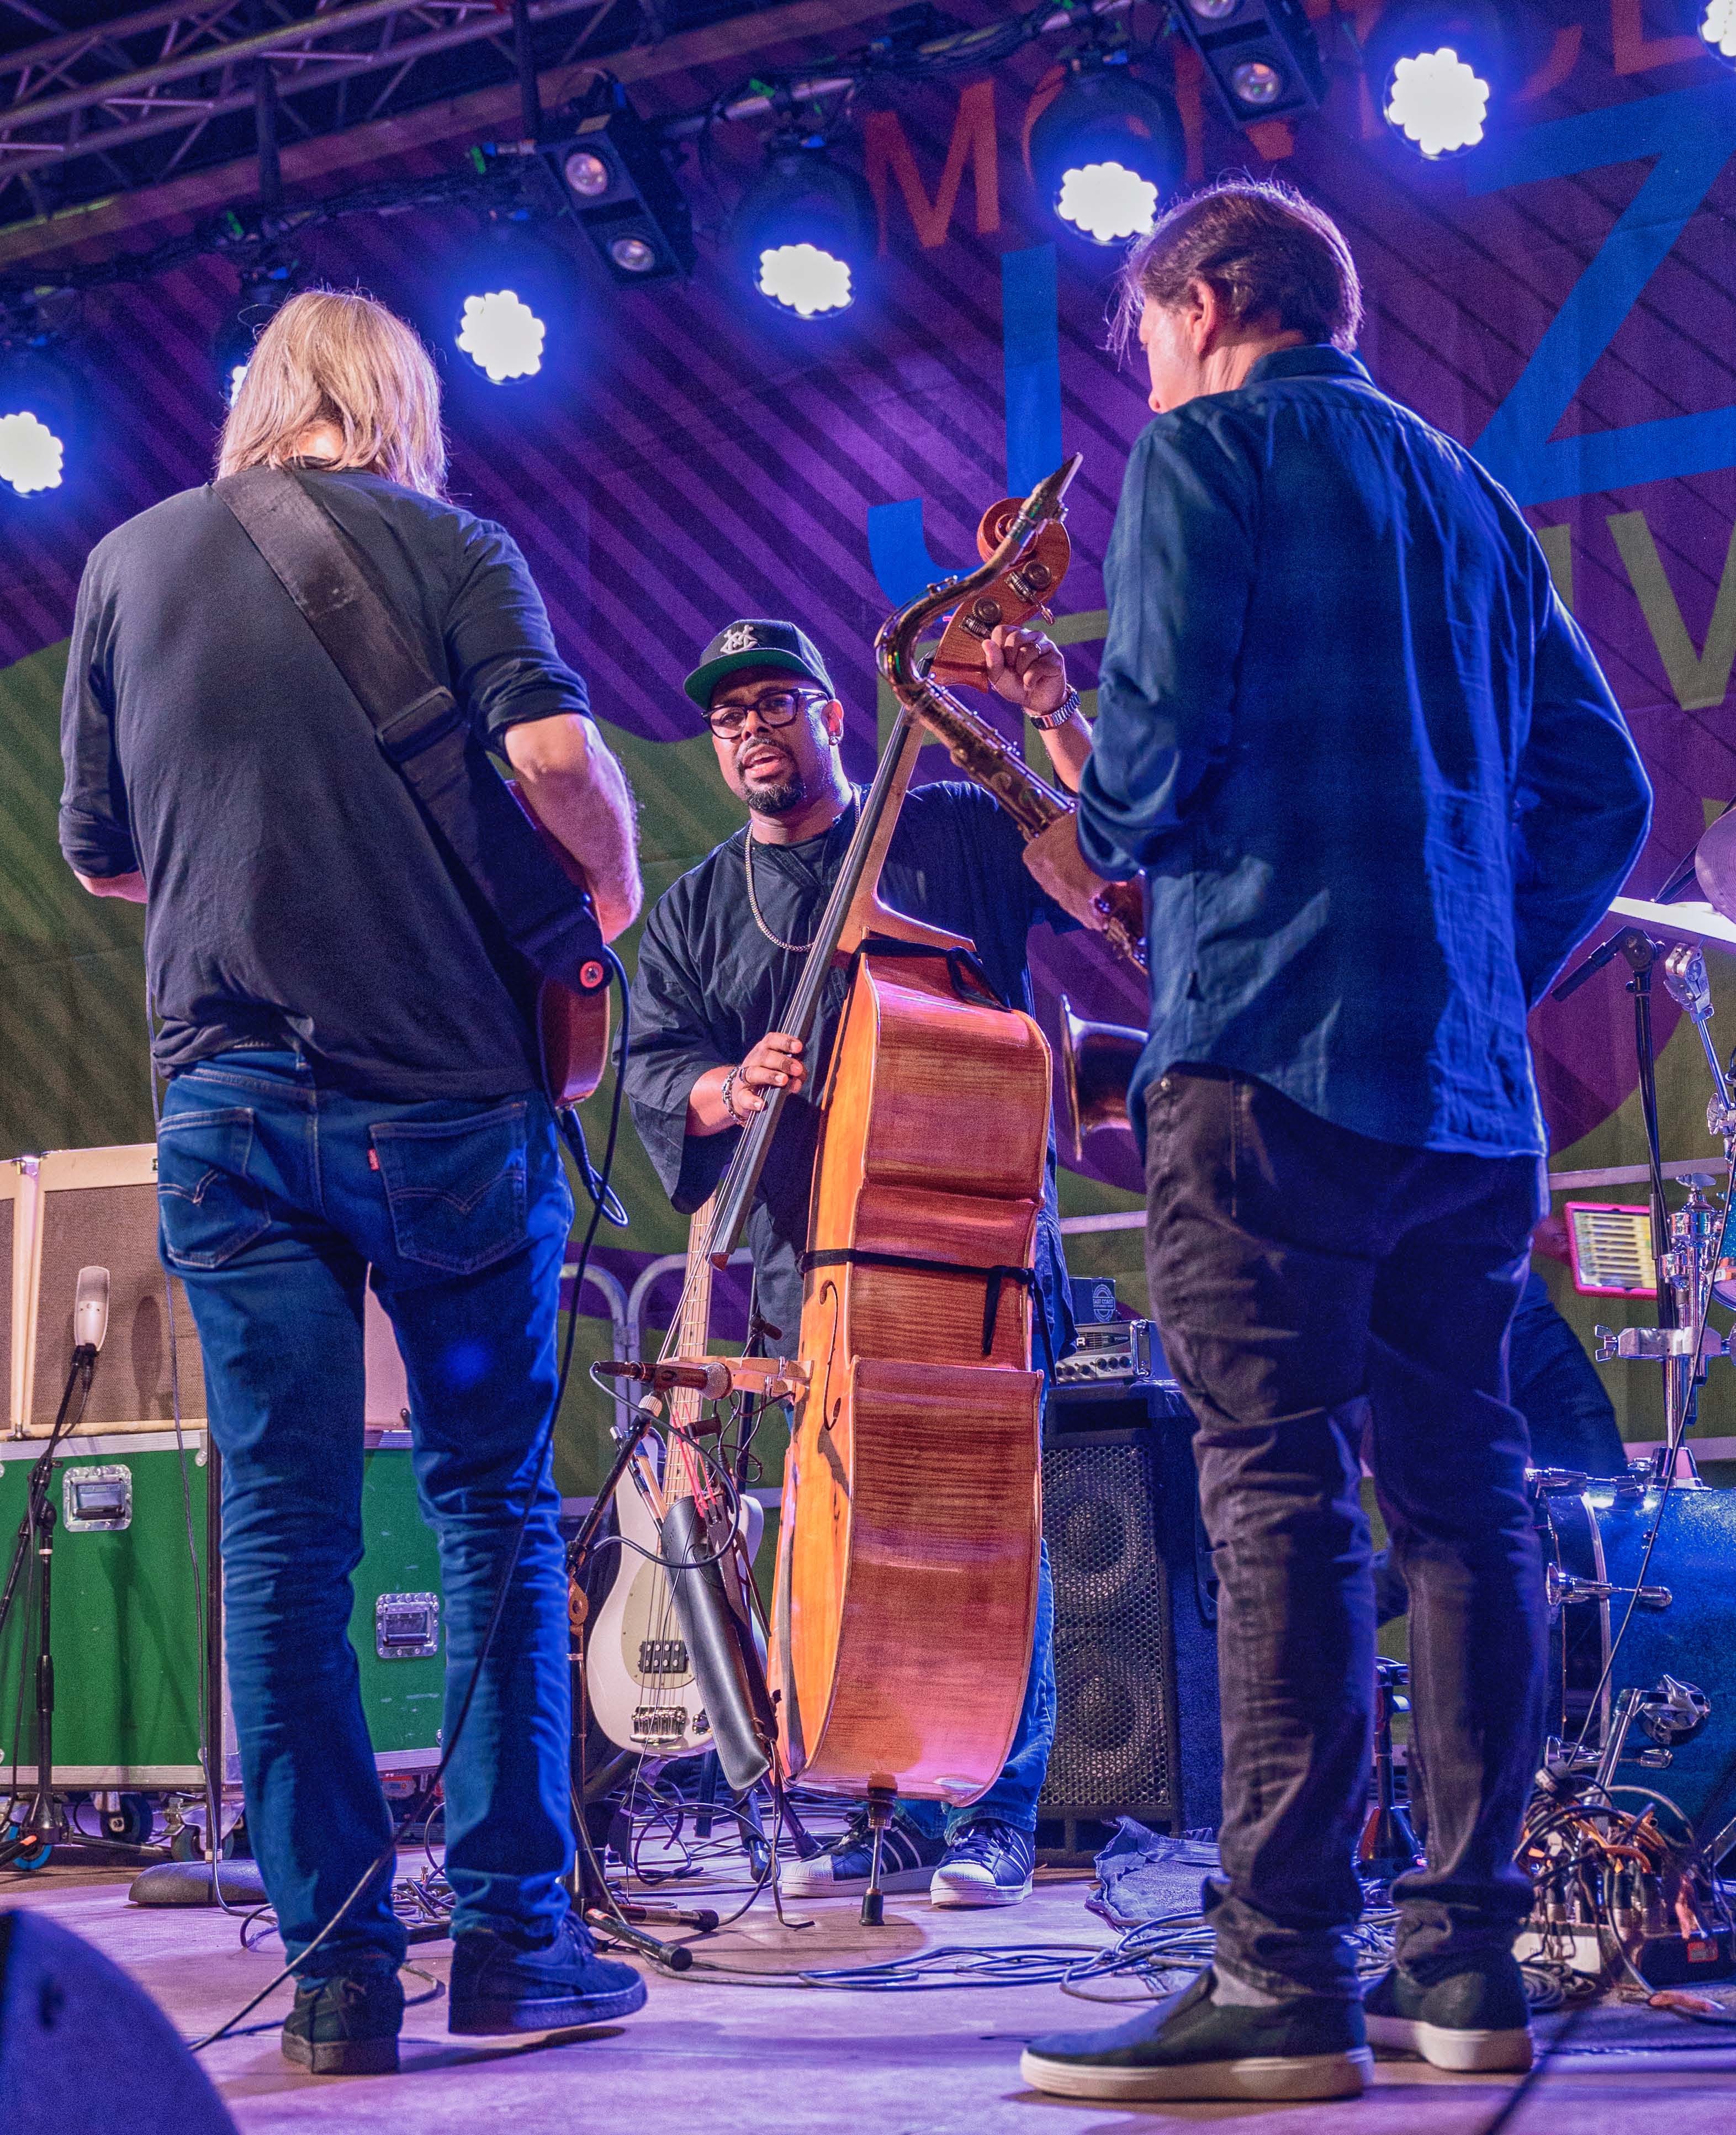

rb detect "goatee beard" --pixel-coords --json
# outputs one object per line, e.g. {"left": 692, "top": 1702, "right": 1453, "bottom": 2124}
{"left": 744, "top": 770, "right": 807, "bottom": 816}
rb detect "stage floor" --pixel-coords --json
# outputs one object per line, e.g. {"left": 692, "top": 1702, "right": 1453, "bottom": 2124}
{"left": 8, "top": 1854, "right": 1736, "bottom": 2132}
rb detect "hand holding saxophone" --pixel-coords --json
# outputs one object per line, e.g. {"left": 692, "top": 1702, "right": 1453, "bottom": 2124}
{"left": 982, "top": 622, "right": 1067, "bottom": 718}
{"left": 1021, "top": 815, "right": 1119, "bottom": 934}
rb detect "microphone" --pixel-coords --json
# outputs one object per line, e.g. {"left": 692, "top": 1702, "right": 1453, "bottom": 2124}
{"left": 73, "top": 1265, "right": 110, "bottom": 1362}
{"left": 598, "top": 1357, "right": 734, "bottom": 1401}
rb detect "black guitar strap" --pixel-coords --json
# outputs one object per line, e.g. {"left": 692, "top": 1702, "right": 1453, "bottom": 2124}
{"left": 214, "top": 465, "right": 607, "bottom": 1002}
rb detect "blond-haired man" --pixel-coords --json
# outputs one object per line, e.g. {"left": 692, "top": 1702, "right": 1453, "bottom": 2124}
{"left": 60, "top": 290, "right": 644, "bottom": 2073}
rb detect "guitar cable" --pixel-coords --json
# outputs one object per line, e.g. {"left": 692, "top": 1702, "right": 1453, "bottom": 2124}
{"left": 190, "top": 946, "right": 633, "bottom": 2052}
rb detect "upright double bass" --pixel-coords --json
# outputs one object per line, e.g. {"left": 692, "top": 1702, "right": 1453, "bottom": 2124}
{"left": 691, "top": 460, "right": 1085, "bottom": 1821}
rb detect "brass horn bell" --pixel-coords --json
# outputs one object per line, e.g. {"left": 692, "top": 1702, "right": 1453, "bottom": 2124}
{"left": 1057, "top": 993, "right": 1144, "bottom": 1168}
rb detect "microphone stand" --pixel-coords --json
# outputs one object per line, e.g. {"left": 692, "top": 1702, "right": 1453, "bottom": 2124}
{"left": 0, "top": 1347, "right": 92, "bottom": 1867}
{"left": 0, "top": 1346, "right": 172, "bottom": 1870}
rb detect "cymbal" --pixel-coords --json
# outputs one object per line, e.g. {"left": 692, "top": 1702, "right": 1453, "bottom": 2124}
{"left": 1695, "top": 807, "right": 1736, "bottom": 921}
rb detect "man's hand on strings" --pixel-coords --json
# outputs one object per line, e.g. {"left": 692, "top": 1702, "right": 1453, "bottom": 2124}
{"left": 686, "top": 1033, "right": 807, "bottom": 1137}
{"left": 734, "top": 1033, "right": 806, "bottom": 1110}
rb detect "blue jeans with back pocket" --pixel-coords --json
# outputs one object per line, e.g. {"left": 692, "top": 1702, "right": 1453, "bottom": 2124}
{"left": 156, "top": 1048, "right": 575, "bottom": 1977}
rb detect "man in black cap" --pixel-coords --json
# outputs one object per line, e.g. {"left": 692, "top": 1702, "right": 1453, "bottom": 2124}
{"left": 625, "top": 615, "right": 1095, "bottom": 1907}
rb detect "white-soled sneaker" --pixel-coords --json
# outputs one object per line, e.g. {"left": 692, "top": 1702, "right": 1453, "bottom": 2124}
{"left": 1362, "top": 1955, "right": 1533, "bottom": 2072}
{"left": 930, "top": 1820, "right": 1035, "bottom": 1908}
{"left": 778, "top": 1810, "right": 946, "bottom": 1898}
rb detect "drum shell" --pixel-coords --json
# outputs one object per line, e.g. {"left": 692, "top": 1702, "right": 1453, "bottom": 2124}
{"left": 1539, "top": 1479, "right": 1736, "bottom": 1837}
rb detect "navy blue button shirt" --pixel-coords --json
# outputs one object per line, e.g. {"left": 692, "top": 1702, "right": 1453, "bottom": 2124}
{"left": 1076, "top": 345, "right": 1653, "bottom": 1159}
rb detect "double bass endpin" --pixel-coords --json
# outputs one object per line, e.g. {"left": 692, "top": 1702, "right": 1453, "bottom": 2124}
{"left": 860, "top": 1784, "right": 898, "bottom": 1928}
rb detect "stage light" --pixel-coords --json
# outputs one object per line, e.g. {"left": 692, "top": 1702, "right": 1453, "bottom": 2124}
{"left": 1385, "top": 46, "right": 1490, "bottom": 156}
{"left": 211, "top": 260, "right": 299, "bottom": 405}
{"left": 456, "top": 289, "right": 546, "bottom": 383}
{"left": 548, "top": 89, "right": 694, "bottom": 286}
{"left": 0, "top": 347, "right": 80, "bottom": 498}
{"left": 446, "top": 219, "right": 578, "bottom": 386}
{"left": 0, "top": 409, "right": 62, "bottom": 495}
{"left": 1169, "top": 1, "right": 1327, "bottom": 126}
{"left": 732, "top": 139, "right": 873, "bottom": 319}
{"left": 1029, "top": 57, "right": 1184, "bottom": 245}
{"left": 1702, "top": 2, "right": 1736, "bottom": 64}
{"left": 1362, "top": 4, "right": 1548, "bottom": 158}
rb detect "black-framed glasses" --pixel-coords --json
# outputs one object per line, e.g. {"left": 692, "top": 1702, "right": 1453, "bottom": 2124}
{"left": 705, "top": 686, "right": 825, "bottom": 739}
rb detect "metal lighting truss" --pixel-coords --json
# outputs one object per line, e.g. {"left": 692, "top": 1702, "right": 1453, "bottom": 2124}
{"left": 0, "top": 0, "right": 622, "bottom": 215}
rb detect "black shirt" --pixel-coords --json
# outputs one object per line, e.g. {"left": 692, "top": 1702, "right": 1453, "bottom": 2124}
{"left": 59, "top": 468, "right": 589, "bottom": 1098}
{"left": 625, "top": 780, "right": 1077, "bottom": 1357}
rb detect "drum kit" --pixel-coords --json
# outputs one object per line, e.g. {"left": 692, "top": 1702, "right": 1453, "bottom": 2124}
{"left": 1527, "top": 808, "right": 1736, "bottom": 1927}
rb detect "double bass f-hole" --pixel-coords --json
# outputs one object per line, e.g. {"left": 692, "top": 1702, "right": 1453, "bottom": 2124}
{"left": 816, "top": 1281, "right": 843, "bottom": 1431}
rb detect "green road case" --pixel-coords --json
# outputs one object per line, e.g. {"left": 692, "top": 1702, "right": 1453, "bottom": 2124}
{"left": 0, "top": 1429, "right": 445, "bottom": 1790}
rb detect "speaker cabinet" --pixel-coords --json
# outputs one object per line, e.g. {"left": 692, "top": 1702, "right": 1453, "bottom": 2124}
{"left": 1037, "top": 1385, "right": 1221, "bottom": 1863}
{"left": 0, "top": 1910, "right": 236, "bottom": 2133}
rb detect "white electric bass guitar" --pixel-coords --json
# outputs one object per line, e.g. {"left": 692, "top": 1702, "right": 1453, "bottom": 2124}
{"left": 585, "top": 1201, "right": 763, "bottom": 1757}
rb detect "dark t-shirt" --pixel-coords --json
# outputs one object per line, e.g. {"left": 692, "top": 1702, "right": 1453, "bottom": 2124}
{"left": 625, "top": 781, "right": 1077, "bottom": 1355}
{"left": 59, "top": 468, "right": 589, "bottom": 1098}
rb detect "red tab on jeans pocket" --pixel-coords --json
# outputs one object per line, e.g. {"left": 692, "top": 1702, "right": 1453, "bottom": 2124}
{"left": 368, "top": 1148, "right": 380, "bottom": 1171}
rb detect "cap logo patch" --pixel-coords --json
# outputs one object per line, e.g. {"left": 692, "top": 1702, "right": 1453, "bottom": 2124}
{"left": 720, "top": 622, "right": 758, "bottom": 655}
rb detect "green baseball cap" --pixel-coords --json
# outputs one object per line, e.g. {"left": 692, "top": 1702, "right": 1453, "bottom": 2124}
{"left": 683, "top": 618, "right": 836, "bottom": 711}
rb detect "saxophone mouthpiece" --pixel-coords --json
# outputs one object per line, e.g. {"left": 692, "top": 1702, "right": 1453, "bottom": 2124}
{"left": 1023, "top": 453, "right": 1083, "bottom": 524}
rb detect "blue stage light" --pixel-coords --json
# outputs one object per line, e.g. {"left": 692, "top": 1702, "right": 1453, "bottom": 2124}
{"left": 733, "top": 139, "right": 872, "bottom": 321}
{"left": 1363, "top": 4, "right": 1543, "bottom": 160}
{"left": 446, "top": 223, "right": 578, "bottom": 386}
{"left": 0, "top": 346, "right": 80, "bottom": 498}
{"left": 456, "top": 288, "right": 547, "bottom": 383}
{"left": 1384, "top": 46, "right": 1491, "bottom": 157}
{"left": 0, "top": 408, "right": 63, "bottom": 496}
{"left": 1702, "top": 2, "right": 1736, "bottom": 64}
{"left": 212, "top": 259, "right": 299, "bottom": 408}
{"left": 1029, "top": 58, "right": 1183, "bottom": 247}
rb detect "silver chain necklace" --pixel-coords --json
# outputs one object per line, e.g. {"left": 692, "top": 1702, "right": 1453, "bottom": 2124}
{"left": 742, "top": 791, "right": 855, "bottom": 954}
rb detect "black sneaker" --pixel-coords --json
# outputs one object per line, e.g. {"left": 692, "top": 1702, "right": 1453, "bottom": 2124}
{"left": 931, "top": 1820, "right": 1034, "bottom": 1908}
{"left": 1021, "top": 1970, "right": 1372, "bottom": 2103}
{"left": 448, "top": 1912, "right": 648, "bottom": 2036}
{"left": 280, "top": 1970, "right": 404, "bottom": 2076}
{"left": 1363, "top": 1954, "right": 1533, "bottom": 2071}
{"left": 777, "top": 1809, "right": 945, "bottom": 1898}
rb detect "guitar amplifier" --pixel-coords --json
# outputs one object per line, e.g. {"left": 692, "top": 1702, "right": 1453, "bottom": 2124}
{"left": 1038, "top": 1380, "right": 1221, "bottom": 1864}
{"left": 1, "top": 1160, "right": 29, "bottom": 1436}
{"left": 1053, "top": 1319, "right": 1166, "bottom": 1388}
{"left": 18, "top": 1145, "right": 205, "bottom": 1437}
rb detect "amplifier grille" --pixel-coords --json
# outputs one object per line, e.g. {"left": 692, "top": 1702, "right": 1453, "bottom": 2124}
{"left": 30, "top": 1181, "right": 205, "bottom": 1429}
{"left": 1040, "top": 1435, "right": 1174, "bottom": 1821}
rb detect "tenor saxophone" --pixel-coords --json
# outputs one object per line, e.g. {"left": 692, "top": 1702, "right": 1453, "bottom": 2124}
{"left": 873, "top": 459, "right": 1148, "bottom": 973}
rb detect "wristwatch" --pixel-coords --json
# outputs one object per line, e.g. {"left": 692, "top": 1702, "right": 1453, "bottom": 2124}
{"left": 1030, "top": 685, "right": 1081, "bottom": 733}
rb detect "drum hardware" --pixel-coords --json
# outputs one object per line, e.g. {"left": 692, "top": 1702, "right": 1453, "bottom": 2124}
{"left": 1358, "top": 1659, "right": 1421, "bottom": 1891}
{"left": 1546, "top": 1568, "right": 1670, "bottom": 1611}
{"left": 1636, "top": 1674, "right": 1711, "bottom": 1748}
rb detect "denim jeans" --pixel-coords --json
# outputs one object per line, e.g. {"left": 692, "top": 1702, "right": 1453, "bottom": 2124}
{"left": 903, "top": 1540, "right": 1056, "bottom": 1842}
{"left": 156, "top": 1048, "right": 575, "bottom": 1978}
{"left": 1144, "top": 1066, "right": 1546, "bottom": 1999}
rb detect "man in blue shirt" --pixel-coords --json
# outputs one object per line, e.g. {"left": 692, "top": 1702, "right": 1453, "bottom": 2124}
{"left": 1023, "top": 181, "right": 1650, "bottom": 2105}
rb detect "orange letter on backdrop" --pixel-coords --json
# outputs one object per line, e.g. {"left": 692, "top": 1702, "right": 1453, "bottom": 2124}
{"left": 1610, "top": 0, "right": 1708, "bottom": 74}
{"left": 863, "top": 79, "right": 1000, "bottom": 251}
